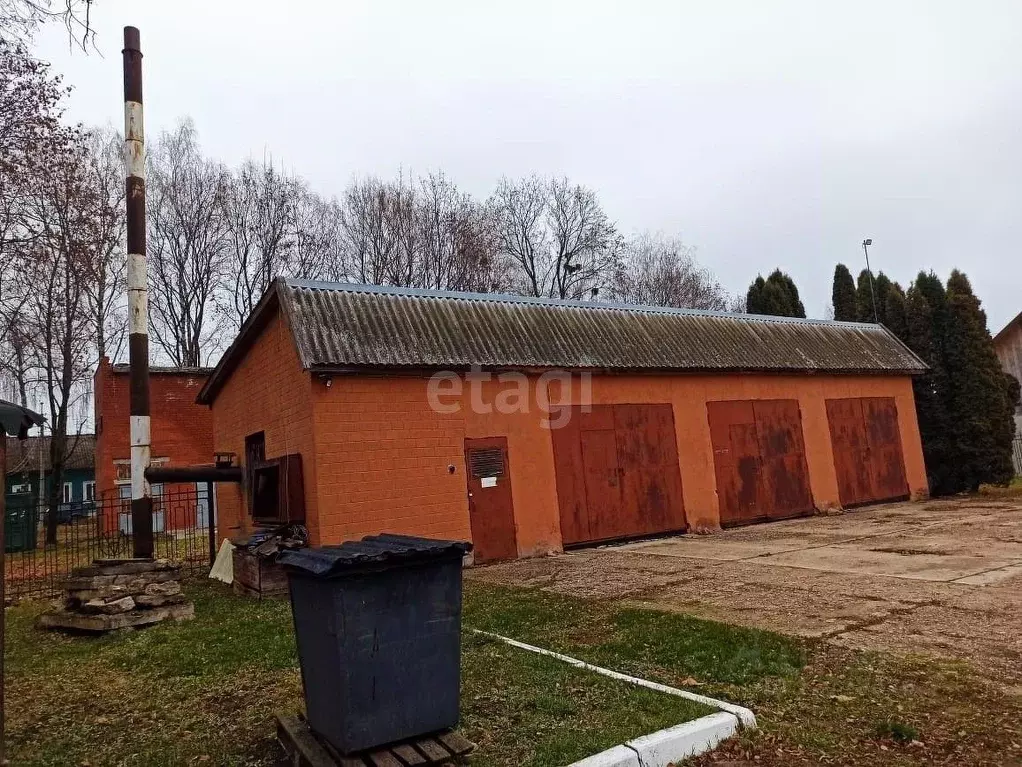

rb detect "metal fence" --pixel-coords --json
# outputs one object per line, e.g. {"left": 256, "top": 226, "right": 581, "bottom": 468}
{"left": 1013, "top": 437, "right": 1022, "bottom": 477}
{"left": 4, "top": 486, "right": 217, "bottom": 602}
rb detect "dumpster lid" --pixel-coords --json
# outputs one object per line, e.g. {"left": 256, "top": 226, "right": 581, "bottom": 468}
{"left": 277, "top": 533, "right": 472, "bottom": 576}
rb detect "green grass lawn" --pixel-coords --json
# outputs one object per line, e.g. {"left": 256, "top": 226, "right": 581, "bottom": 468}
{"left": 11, "top": 578, "right": 1014, "bottom": 766}
{"left": 7, "top": 579, "right": 804, "bottom": 767}
{"left": 464, "top": 582, "right": 804, "bottom": 686}
{"left": 465, "top": 583, "right": 1022, "bottom": 767}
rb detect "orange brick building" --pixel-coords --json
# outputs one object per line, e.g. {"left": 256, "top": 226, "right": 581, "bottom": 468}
{"left": 197, "top": 279, "right": 929, "bottom": 562}
{"left": 94, "top": 358, "right": 214, "bottom": 531}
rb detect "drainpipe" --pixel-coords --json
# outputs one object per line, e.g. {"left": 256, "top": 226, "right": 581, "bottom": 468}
{"left": 123, "top": 26, "right": 153, "bottom": 558}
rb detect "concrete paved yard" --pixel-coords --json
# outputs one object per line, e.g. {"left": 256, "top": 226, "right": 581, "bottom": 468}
{"left": 470, "top": 496, "right": 1022, "bottom": 686}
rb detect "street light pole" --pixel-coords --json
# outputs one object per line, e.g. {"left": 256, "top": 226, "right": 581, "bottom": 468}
{"left": 862, "top": 238, "right": 879, "bottom": 323}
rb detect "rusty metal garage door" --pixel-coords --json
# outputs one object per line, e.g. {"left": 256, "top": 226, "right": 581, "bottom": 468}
{"left": 826, "top": 397, "right": 909, "bottom": 507}
{"left": 707, "top": 399, "right": 815, "bottom": 527}
{"left": 551, "top": 404, "right": 686, "bottom": 546}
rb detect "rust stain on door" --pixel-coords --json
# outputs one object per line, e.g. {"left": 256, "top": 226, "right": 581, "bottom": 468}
{"left": 551, "top": 404, "right": 686, "bottom": 545}
{"left": 753, "top": 400, "right": 815, "bottom": 521}
{"left": 708, "top": 399, "right": 814, "bottom": 527}
{"left": 827, "top": 397, "right": 909, "bottom": 507}
{"left": 464, "top": 437, "right": 517, "bottom": 562}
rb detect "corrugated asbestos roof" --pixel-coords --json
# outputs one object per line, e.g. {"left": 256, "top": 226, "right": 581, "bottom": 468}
{"left": 5, "top": 434, "right": 95, "bottom": 474}
{"left": 110, "top": 364, "right": 213, "bottom": 376}
{"left": 197, "top": 278, "right": 927, "bottom": 404}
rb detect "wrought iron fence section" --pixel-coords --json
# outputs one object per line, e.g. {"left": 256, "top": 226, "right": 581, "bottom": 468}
{"left": 3, "top": 486, "right": 215, "bottom": 602}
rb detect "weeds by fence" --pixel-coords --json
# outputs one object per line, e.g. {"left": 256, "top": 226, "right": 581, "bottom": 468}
{"left": 4, "top": 487, "right": 216, "bottom": 602}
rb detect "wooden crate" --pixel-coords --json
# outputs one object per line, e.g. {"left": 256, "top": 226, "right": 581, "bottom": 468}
{"left": 276, "top": 714, "right": 475, "bottom": 767}
{"left": 232, "top": 548, "right": 288, "bottom": 599}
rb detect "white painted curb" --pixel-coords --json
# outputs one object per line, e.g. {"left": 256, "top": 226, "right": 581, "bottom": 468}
{"left": 626, "top": 711, "right": 738, "bottom": 766}
{"left": 568, "top": 744, "right": 640, "bottom": 767}
{"left": 471, "top": 630, "right": 756, "bottom": 767}
{"left": 471, "top": 629, "right": 757, "bottom": 727}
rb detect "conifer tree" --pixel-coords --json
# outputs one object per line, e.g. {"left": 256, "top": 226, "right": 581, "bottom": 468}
{"left": 943, "top": 270, "right": 1016, "bottom": 489}
{"left": 884, "top": 282, "right": 908, "bottom": 340}
{"left": 855, "top": 269, "right": 876, "bottom": 322}
{"left": 746, "top": 269, "right": 806, "bottom": 318}
{"left": 855, "top": 269, "right": 892, "bottom": 323}
{"left": 832, "top": 264, "right": 857, "bottom": 321}
{"left": 904, "top": 277, "right": 954, "bottom": 493}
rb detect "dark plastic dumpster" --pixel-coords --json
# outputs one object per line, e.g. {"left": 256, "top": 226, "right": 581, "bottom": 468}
{"left": 4, "top": 500, "right": 38, "bottom": 553}
{"left": 278, "top": 533, "right": 472, "bottom": 755}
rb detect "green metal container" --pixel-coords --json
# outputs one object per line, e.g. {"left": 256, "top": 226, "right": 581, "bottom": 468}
{"left": 4, "top": 498, "right": 39, "bottom": 553}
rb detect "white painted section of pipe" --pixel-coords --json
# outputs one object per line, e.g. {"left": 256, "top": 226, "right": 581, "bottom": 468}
{"left": 471, "top": 629, "right": 757, "bottom": 728}
{"left": 124, "top": 139, "right": 145, "bottom": 179}
{"left": 124, "top": 101, "right": 144, "bottom": 145}
{"left": 130, "top": 439, "right": 150, "bottom": 500}
{"left": 127, "top": 254, "right": 148, "bottom": 334}
{"left": 128, "top": 289, "right": 147, "bottom": 334}
{"left": 129, "top": 415, "right": 150, "bottom": 446}
{"left": 127, "top": 253, "right": 147, "bottom": 290}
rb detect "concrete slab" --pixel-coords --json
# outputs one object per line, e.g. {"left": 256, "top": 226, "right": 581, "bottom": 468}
{"left": 469, "top": 495, "right": 1022, "bottom": 683}
{"left": 470, "top": 549, "right": 713, "bottom": 599}
{"left": 755, "top": 545, "right": 1011, "bottom": 582}
{"left": 954, "top": 561, "right": 1022, "bottom": 585}
{"left": 622, "top": 538, "right": 813, "bottom": 561}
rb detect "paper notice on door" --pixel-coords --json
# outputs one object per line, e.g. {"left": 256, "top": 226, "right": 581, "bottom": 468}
{"left": 481, "top": 476, "right": 497, "bottom": 488}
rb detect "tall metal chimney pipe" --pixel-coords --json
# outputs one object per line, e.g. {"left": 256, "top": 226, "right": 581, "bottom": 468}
{"left": 123, "top": 26, "right": 153, "bottom": 558}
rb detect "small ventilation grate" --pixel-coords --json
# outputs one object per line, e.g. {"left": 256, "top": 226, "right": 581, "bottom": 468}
{"left": 469, "top": 448, "right": 504, "bottom": 478}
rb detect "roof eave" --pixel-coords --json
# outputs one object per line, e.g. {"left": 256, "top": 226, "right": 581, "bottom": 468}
{"left": 994, "top": 310, "right": 1022, "bottom": 346}
{"left": 195, "top": 280, "right": 286, "bottom": 406}
{"left": 0, "top": 400, "right": 44, "bottom": 439}
{"left": 306, "top": 362, "right": 928, "bottom": 378}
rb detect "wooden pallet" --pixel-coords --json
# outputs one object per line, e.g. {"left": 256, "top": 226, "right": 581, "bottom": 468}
{"left": 276, "top": 714, "right": 475, "bottom": 767}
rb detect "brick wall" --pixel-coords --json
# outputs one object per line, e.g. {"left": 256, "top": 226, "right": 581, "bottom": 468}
{"left": 207, "top": 315, "right": 928, "bottom": 559}
{"left": 210, "top": 310, "right": 318, "bottom": 542}
{"left": 94, "top": 358, "right": 214, "bottom": 530}
{"left": 299, "top": 372, "right": 926, "bottom": 555}
{"left": 309, "top": 376, "right": 470, "bottom": 545}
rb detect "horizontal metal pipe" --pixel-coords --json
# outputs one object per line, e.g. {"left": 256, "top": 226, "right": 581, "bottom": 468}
{"left": 145, "top": 466, "right": 243, "bottom": 483}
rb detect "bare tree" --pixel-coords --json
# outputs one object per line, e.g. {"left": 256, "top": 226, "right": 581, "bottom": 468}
{"left": 15, "top": 137, "right": 102, "bottom": 543}
{"left": 0, "top": 37, "right": 78, "bottom": 429}
{"left": 331, "top": 171, "right": 502, "bottom": 293}
{"left": 547, "top": 178, "right": 621, "bottom": 299}
{"left": 0, "top": 319, "right": 31, "bottom": 407}
{"left": 219, "top": 159, "right": 301, "bottom": 332}
{"left": 386, "top": 175, "right": 420, "bottom": 287}
{"left": 147, "top": 119, "right": 230, "bottom": 366}
{"left": 288, "top": 184, "right": 338, "bottom": 282}
{"left": 80, "top": 126, "right": 126, "bottom": 362}
{"left": 0, "top": 0, "right": 95, "bottom": 48}
{"left": 487, "top": 175, "right": 548, "bottom": 296}
{"left": 335, "top": 175, "right": 407, "bottom": 285}
{"left": 0, "top": 40, "right": 75, "bottom": 338}
{"left": 488, "top": 176, "right": 621, "bottom": 299}
{"left": 414, "top": 172, "right": 497, "bottom": 292}
{"left": 612, "top": 233, "right": 737, "bottom": 311}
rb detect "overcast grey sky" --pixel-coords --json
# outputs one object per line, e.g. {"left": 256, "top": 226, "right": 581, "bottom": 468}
{"left": 36, "top": 1, "right": 1022, "bottom": 330}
